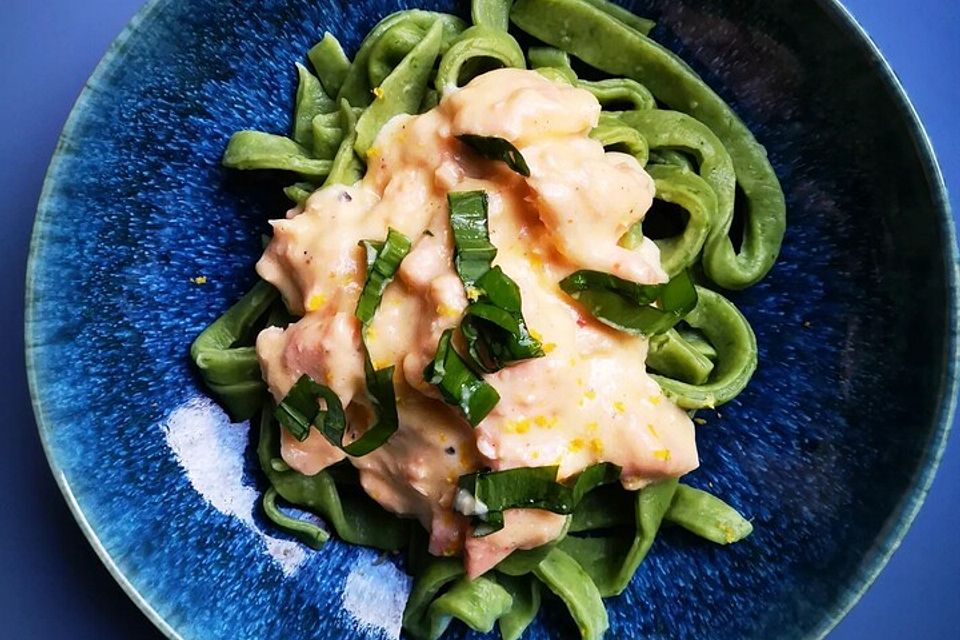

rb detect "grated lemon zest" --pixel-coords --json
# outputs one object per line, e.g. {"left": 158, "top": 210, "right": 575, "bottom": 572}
{"left": 436, "top": 303, "right": 460, "bottom": 318}
{"left": 533, "top": 415, "right": 553, "bottom": 428}
{"left": 506, "top": 418, "right": 531, "bottom": 434}
{"left": 721, "top": 524, "right": 736, "bottom": 544}
{"left": 306, "top": 293, "right": 326, "bottom": 311}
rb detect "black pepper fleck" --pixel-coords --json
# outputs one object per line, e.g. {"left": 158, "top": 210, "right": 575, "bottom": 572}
{"left": 444, "top": 446, "right": 456, "bottom": 455}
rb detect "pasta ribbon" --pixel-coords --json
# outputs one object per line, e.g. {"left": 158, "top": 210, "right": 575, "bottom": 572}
{"left": 337, "top": 11, "right": 466, "bottom": 107}
{"left": 652, "top": 287, "right": 759, "bottom": 409}
{"left": 435, "top": 25, "right": 526, "bottom": 93}
{"left": 590, "top": 113, "right": 649, "bottom": 166}
{"left": 190, "top": 281, "right": 277, "bottom": 420}
{"left": 354, "top": 19, "right": 445, "bottom": 156}
{"left": 257, "top": 410, "right": 410, "bottom": 550}
{"left": 204, "top": 4, "right": 777, "bottom": 639}
{"left": 511, "top": 0, "right": 786, "bottom": 288}
{"left": 643, "top": 163, "right": 717, "bottom": 276}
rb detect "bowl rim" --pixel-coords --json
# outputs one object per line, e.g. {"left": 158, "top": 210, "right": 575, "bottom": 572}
{"left": 23, "top": 1, "right": 959, "bottom": 639}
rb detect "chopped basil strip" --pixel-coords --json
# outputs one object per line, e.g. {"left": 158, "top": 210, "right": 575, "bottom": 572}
{"left": 275, "top": 368, "right": 399, "bottom": 456}
{"left": 457, "top": 463, "right": 622, "bottom": 536}
{"left": 448, "top": 190, "right": 497, "bottom": 288}
{"left": 277, "top": 229, "right": 411, "bottom": 453}
{"left": 275, "top": 374, "right": 346, "bottom": 443}
{"left": 348, "top": 352, "right": 401, "bottom": 456}
{"left": 559, "top": 269, "right": 698, "bottom": 336}
{"left": 424, "top": 328, "right": 500, "bottom": 426}
{"left": 461, "top": 267, "right": 544, "bottom": 372}
{"left": 448, "top": 191, "right": 543, "bottom": 372}
{"left": 456, "top": 134, "right": 531, "bottom": 177}
{"left": 339, "top": 228, "right": 412, "bottom": 455}
{"left": 356, "top": 228, "right": 412, "bottom": 325}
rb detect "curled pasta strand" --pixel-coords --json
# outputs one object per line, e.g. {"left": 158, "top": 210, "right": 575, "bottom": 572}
{"left": 354, "top": 19, "right": 445, "bottom": 156}
{"left": 643, "top": 163, "right": 716, "bottom": 276}
{"left": 590, "top": 112, "right": 649, "bottom": 165}
{"left": 435, "top": 25, "right": 526, "bottom": 94}
{"left": 337, "top": 10, "right": 466, "bottom": 107}
{"left": 651, "top": 287, "right": 758, "bottom": 409}
{"left": 646, "top": 328, "right": 715, "bottom": 385}
{"left": 511, "top": 0, "right": 786, "bottom": 288}
{"left": 578, "top": 77, "right": 656, "bottom": 111}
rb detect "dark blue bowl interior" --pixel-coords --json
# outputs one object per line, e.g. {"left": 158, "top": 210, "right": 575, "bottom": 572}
{"left": 26, "top": 1, "right": 956, "bottom": 639}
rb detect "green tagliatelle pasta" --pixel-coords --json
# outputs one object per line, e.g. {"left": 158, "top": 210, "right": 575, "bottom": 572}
{"left": 337, "top": 11, "right": 466, "bottom": 107}
{"left": 511, "top": 0, "right": 786, "bottom": 289}
{"left": 309, "top": 110, "right": 343, "bottom": 160}
{"left": 496, "top": 574, "right": 542, "bottom": 640}
{"left": 652, "top": 286, "right": 759, "bottom": 409}
{"left": 640, "top": 163, "right": 717, "bottom": 277}
{"left": 534, "top": 548, "right": 609, "bottom": 640}
{"left": 257, "top": 409, "right": 410, "bottom": 550}
{"left": 195, "top": 1, "right": 788, "bottom": 638}
{"left": 471, "top": 0, "right": 512, "bottom": 30}
{"left": 354, "top": 19, "right": 446, "bottom": 156}
{"left": 324, "top": 100, "right": 364, "bottom": 187}
{"left": 191, "top": 280, "right": 277, "bottom": 420}
{"left": 590, "top": 113, "right": 649, "bottom": 167}
{"left": 435, "top": 25, "right": 526, "bottom": 92}
{"left": 307, "top": 33, "right": 351, "bottom": 96}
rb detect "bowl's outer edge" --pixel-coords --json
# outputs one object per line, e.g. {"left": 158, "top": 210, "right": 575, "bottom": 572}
{"left": 24, "top": 0, "right": 183, "bottom": 638}
{"left": 804, "top": 1, "right": 959, "bottom": 638}
{"left": 22, "top": 1, "right": 959, "bottom": 640}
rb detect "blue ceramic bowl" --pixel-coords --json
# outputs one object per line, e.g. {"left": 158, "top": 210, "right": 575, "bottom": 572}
{"left": 26, "top": 1, "right": 957, "bottom": 638}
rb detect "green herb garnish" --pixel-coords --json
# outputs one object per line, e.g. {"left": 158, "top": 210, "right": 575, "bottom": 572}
{"left": 356, "top": 228, "right": 412, "bottom": 325}
{"left": 457, "top": 463, "right": 622, "bottom": 536}
{"left": 343, "top": 228, "right": 413, "bottom": 455}
{"left": 559, "top": 269, "right": 698, "bottom": 336}
{"left": 448, "top": 190, "right": 497, "bottom": 288}
{"left": 275, "top": 374, "right": 347, "bottom": 443}
{"left": 456, "top": 134, "right": 531, "bottom": 177}
{"left": 424, "top": 329, "right": 500, "bottom": 426}
{"left": 448, "top": 191, "right": 543, "bottom": 372}
{"left": 461, "top": 267, "right": 544, "bottom": 372}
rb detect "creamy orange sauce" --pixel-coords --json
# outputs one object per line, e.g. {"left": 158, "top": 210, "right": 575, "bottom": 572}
{"left": 255, "top": 68, "right": 698, "bottom": 577}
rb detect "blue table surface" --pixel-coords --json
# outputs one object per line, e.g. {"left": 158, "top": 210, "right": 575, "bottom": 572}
{"left": 1, "top": 1, "right": 957, "bottom": 638}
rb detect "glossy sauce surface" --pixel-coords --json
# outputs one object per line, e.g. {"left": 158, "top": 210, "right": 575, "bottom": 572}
{"left": 255, "top": 69, "right": 698, "bottom": 576}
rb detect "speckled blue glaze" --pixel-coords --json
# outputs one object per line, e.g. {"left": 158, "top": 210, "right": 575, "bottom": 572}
{"left": 25, "top": 1, "right": 957, "bottom": 639}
